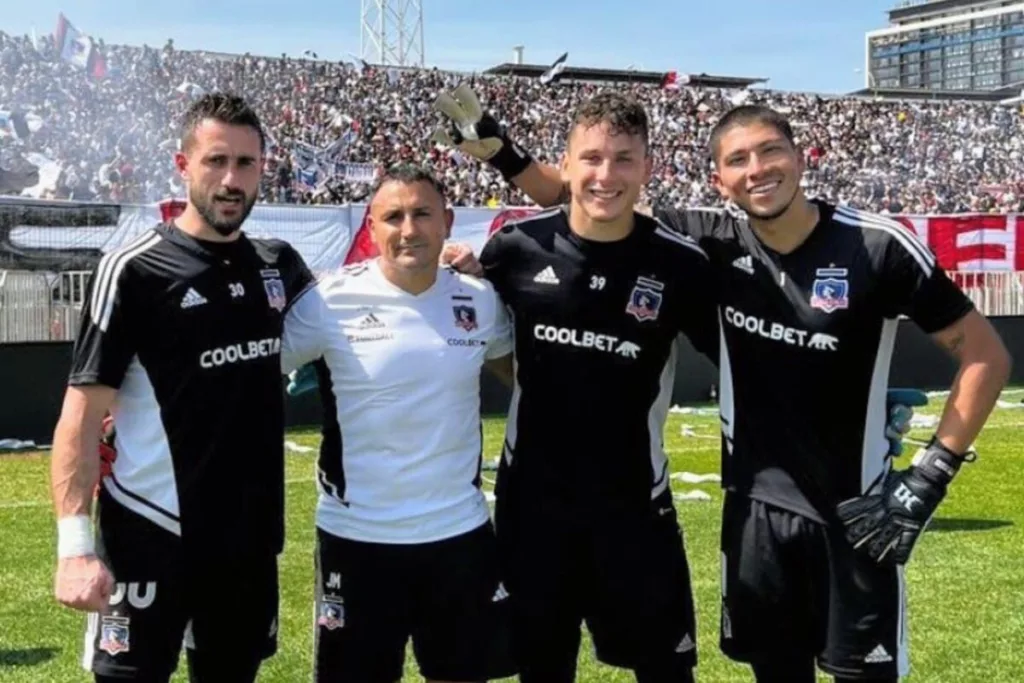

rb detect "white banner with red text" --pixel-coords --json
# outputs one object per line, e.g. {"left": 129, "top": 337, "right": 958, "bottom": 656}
{"left": 2, "top": 197, "right": 1023, "bottom": 276}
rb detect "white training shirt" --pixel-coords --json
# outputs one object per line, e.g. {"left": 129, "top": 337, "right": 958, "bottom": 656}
{"left": 281, "top": 259, "right": 513, "bottom": 544}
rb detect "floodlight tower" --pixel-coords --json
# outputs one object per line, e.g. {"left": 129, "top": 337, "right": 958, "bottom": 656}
{"left": 360, "top": 0, "right": 425, "bottom": 67}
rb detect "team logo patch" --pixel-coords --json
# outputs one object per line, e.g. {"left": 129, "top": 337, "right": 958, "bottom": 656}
{"left": 810, "top": 268, "right": 849, "bottom": 314}
{"left": 263, "top": 278, "right": 287, "bottom": 312}
{"left": 318, "top": 597, "right": 345, "bottom": 630}
{"left": 453, "top": 305, "right": 478, "bottom": 331}
{"left": 99, "top": 616, "right": 131, "bottom": 655}
{"left": 625, "top": 276, "right": 664, "bottom": 322}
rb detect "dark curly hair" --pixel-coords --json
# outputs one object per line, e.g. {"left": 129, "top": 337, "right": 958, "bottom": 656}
{"left": 569, "top": 91, "right": 649, "bottom": 150}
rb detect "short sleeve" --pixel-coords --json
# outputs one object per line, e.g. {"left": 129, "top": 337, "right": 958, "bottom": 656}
{"left": 479, "top": 229, "right": 511, "bottom": 300}
{"left": 879, "top": 230, "right": 975, "bottom": 334}
{"left": 280, "top": 244, "right": 316, "bottom": 315}
{"left": 67, "top": 259, "right": 138, "bottom": 389}
{"left": 486, "top": 290, "right": 513, "bottom": 360}
{"left": 280, "top": 281, "right": 328, "bottom": 374}
{"left": 654, "top": 207, "right": 724, "bottom": 242}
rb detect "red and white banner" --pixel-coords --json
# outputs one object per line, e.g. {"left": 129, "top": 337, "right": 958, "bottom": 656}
{"left": 3, "top": 196, "right": 1024, "bottom": 274}
{"left": 894, "top": 214, "right": 1024, "bottom": 272}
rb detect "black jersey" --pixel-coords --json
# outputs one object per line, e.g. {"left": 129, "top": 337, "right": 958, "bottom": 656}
{"left": 655, "top": 199, "right": 974, "bottom": 522}
{"left": 68, "top": 222, "right": 314, "bottom": 561}
{"left": 479, "top": 207, "right": 718, "bottom": 516}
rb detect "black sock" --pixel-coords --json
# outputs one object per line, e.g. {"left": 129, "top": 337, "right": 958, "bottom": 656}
{"left": 835, "top": 677, "right": 898, "bottom": 683}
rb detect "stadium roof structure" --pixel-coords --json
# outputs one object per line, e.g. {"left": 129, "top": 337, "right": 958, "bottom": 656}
{"left": 846, "top": 81, "right": 1024, "bottom": 103}
{"left": 482, "top": 62, "right": 768, "bottom": 89}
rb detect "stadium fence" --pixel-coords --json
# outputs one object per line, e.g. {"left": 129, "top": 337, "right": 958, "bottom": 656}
{"left": 0, "top": 196, "right": 1021, "bottom": 342}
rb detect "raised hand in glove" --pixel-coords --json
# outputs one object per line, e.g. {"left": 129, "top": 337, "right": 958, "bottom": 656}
{"left": 432, "top": 83, "right": 533, "bottom": 180}
{"left": 836, "top": 437, "right": 975, "bottom": 566}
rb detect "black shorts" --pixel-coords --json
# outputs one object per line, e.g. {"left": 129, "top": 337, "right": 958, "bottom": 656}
{"left": 719, "top": 493, "right": 908, "bottom": 679}
{"left": 495, "top": 486, "right": 698, "bottom": 676}
{"left": 84, "top": 494, "right": 279, "bottom": 681}
{"left": 313, "top": 521, "right": 517, "bottom": 683}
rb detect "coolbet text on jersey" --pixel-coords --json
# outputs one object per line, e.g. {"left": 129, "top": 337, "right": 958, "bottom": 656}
{"left": 655, "top": 199, "right": 973, "bottom": 521}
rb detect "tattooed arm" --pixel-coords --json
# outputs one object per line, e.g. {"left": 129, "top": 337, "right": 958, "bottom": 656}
{"left": 929, "top": 310, "right": 1011, "bottom": 454}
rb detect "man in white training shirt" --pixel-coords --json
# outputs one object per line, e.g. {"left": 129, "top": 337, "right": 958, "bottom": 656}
{"left": 280, "top": 164, "right": 518, "bottom": 683}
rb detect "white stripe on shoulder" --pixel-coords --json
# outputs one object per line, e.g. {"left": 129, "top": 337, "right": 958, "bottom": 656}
{"left": 835, "top": 205, "right": 936, "bottom": 267}
{"left": 833, "top": 206, "right": 934, "bottom": 277}
{"left": 504, "top": 206, "right": 562, "bottom": 228}
{"left": 653, "top": 224, "right": 708, "bottom": 259}
{"left": 90, "top": 231, "right": 163, "bottom": 332}
{"left": 89, "top": 229, "right": 159, "bottom": 323}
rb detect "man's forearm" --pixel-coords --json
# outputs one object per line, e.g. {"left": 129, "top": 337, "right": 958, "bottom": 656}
{"left": 51, "top": 417, "right": 102, "bottom": 518}
{"left": 934, "top": 356, "right": 1009, "bottom": 455}
{"left": 508, "top": 162, "right": 568, "bottom": 207}
{"left": 931, "top": 312, "right": 1011, "bottom": 455}
{"left": 50, "top": 386, "right": 114, "bottom": 518}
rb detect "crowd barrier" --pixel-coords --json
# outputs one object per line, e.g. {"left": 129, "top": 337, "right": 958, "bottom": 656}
{"left": 1, "top": 197, "right": 1023, "bottom": 343}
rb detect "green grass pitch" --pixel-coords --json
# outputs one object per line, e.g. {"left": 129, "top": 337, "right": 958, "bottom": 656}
{"left": 1, "top": 392, "right": 1022, "bottom": 682}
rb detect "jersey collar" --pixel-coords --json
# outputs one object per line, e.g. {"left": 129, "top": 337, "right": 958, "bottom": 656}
{"left": 158, "top": 222, "right": 251, "bottom": 264}
{"left": 367, "top": 258, "right": 448, "bottom": 299}
{"left": 558, "top": 206, "right": 653, "bottom": 255}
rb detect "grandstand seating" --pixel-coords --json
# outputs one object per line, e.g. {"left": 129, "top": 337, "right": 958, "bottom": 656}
{"left": 2, "top": 30, "right": 1024, "bottom": 214}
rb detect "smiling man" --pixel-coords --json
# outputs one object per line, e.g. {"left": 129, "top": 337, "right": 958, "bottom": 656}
{"left": 279, "top": 164, "right": 518, "bottom": 683}
{"left": 435, "top": 92, "right": 1011, "bottom": 683}
{"left": 461, "top": 92, "right": 720, "bottom": 683}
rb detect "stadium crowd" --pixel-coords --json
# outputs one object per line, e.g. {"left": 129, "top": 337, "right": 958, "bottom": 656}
{"left": 3, "top": 28, "right": 1024, "bottom": 214}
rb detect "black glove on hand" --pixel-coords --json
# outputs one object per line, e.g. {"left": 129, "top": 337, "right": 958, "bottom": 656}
{"left": 836, "top": 437, "right": 975, "bottom": 566}
{"left": 432, "top": 82, "right": 533, "bottom": 181}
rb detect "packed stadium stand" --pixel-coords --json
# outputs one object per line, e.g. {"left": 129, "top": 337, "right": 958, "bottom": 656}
{"left": 3, "top": 28, "right": 1024, "bottom": 214}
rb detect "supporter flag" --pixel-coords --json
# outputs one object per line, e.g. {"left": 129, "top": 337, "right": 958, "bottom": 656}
{"left": 539, "top": 52, "right": 568, "bottom": 85}
{"left": 54, "top": 13, "right": 107, "bottom": 80}
{"left": 662, "top": 71, "right": 682, "bottom": 90}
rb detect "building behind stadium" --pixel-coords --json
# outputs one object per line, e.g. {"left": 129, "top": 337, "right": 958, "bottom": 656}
{"left": 863, "top": 0, "right": 1024, "bottom": 101}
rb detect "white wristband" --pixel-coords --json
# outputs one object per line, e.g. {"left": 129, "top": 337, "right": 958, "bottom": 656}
{"left": 57, "top": 515, "right": 95, "bottom": 559}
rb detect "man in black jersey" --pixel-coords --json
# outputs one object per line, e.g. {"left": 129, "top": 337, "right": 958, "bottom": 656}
{"left": 50, "top": 93, "right": 313, "bottom": 683}
{"left": 453, "top": 93, "right": 721, "bottom": 683}
{"left": 434, "top": 88, "right": 1011, "bottom": 682}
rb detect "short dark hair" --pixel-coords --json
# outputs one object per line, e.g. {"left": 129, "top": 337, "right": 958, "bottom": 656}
{"left": 708, "top": 105, "right": 796, "bottom": 164}
{"left": 569, "top": 92, "right": 649, "bottom": 150}
{"left": 370, "top": 163, "right": 447, "bottom": 204}
{"left": 179, "top": 92, "right": 266, "bottom": 153}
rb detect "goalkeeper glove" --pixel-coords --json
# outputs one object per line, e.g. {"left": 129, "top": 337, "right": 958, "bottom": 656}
{"left": 836, "top": 436, "right": 975, "bottom": 566}
{"left": 431, "top": 82, "right": 533, "bottom": 181}
{"left": 884, "top": 388, "right": 928, "bottom": 456}
{"left": 287, "top": 363, "right": 318, "bottom": 397}
{"left": 95, "top": 415, "right": 117, "bottom": 498}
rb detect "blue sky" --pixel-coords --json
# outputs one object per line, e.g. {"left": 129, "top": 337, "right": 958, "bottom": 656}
{"left": 6, "top": 0, "right": 898, "bottom": 93}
